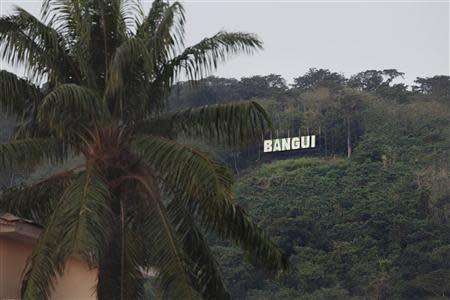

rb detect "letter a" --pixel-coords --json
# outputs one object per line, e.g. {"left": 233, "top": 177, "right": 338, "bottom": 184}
{"left": 273, "top": 139, "right": 281, "bottom": 152}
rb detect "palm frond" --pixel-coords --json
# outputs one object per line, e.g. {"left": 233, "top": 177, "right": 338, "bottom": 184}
{"left": 40, "top": 0, "right": 98, "bottom": 88}
{"left": 58, "top": 166, "right": 112, "bottom": 262}
{"left": 120, "top": 0, "right": 144, "bottom": 35}
{"left": 132, "top": 136, "right": 289, "bottom": 275}
{"left": 105, "top": 37, "right": 155, "bottom": 116}
{"left": 41, "top": 0, "right": 85, "bottom": 28}
{"left": 0, "top": 169, "right": 77, "bottom": 225}
{"left": 41, "top": 0, "right": 92, "bottom": 43}
{"left": 0, "top": 7, "right": 78, "bottom": 83}
{"left": 20, "top": 191, "right": 71, "bottom": 300}
{"left": 21, "top": 167, "right": 112, "bottom": 299}
{"left": 106, "top": 38, "right": 141, "bottom": 92}
{"left": 37, "top": 84, "right": 109, "bottom": 133}
{"left": 128, "top": 171, "right": 201, "bottom": 300}
{"left": 95, "top": 0, "right": 130, "bottom": 62}
{"left": 116, "top": 184, "right": 165, "bottom": 299}
{"left": 49, "top": 0, "right": 133, "bottom": 89}
{"left": 132, "top": 1, "right": 186, "bottom": 115}
{"left": 163, "top": 31, "right": 262, "bottom": 82}
{"left": 0, "top": 70, "right": 42, "bottom": 116}
{"left": 0, "top": 138, "right": 69, "bottom": 169}
{"left": 138, "top": 0, "right": 185, "bottom": 56}
{"left": 168, "top": 199, "right": 231, "bottom": 299}
{"left": 11, "top": 117, "right": 56, "bottom": 141}
{"left": 136, "top": 0, "right": 167, "bottom": 38}
{"left": 135, "top": 101, "right": 271, "bottom": 147}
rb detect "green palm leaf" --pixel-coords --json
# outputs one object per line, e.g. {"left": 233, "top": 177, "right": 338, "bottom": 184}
{"left": 37, "top": 84, "right": 108, "bottom": 133}
{"left": 129, "top": 172, "right": 201, "bottom": 300}
{"left": 106, "top": 37, "right": 152, "bottom": 95}
{"left": 0, "top": 138, "right": 69, "bottom": 168}
{"left": 41, "top": 0, "right": 97, "bottom": 87}
{"left": 138, "top": 0, "right": 185, "bottom": 59}
{"left": 21, "top": 167, "right": 112, "bottom": 299}
{"left": 0, "top": 70, "right": 42, "bottom": 116}
{"left": 105, "top": 37, "right": 157, "bottom": 118}
{"left": 119, "top": 0, "right": 144, "bottom": 34}
{"left": 132, "top": 136, "right": 288, "bottom": 275}
{"left": 168, "top": 199, "right": 231, "bottom": 299}
{"left": 0, "top": 7, "right": 77, "bottom": 82}
{"left": 136, "top": 101, "right": 271, "bottom": 147}
{"left": 164, "top": 31, "right": 262, "bottom": 81}
{"left": 0, "top": 170, "right": 77, "bottom": 225}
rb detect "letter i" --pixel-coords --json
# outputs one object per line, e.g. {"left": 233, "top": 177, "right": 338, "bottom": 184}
{"left": 311, "top": 135, "right": 316, "bottom": 148}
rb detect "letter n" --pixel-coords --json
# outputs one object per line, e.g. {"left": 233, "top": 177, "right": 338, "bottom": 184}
{"left": 281, "top": 138, "right": 291, "bottom": 151}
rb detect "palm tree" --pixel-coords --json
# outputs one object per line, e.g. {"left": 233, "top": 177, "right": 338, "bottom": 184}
{"left": 0, "top": 0, "right": 288, "bottom": 299}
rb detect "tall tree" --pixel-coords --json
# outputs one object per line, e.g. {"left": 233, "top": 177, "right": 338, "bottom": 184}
{"left": 0, "top": 1, "right": 288, "bottom": 299}
{"left": 413, "top": 75, "right": 450, "bottom": 99}
{"left": 291, "top": 68, "right": 346, "bottom": 91}
{"left": 240, "top": 74, "right": 288, "bottom": 99}
{"left": 337, "top": 89, "right": 365, "bottom": 158}
{"left": 349, "top": 69, "right": 409, "bottom": 101}
{"left": 348, "top": 70, "right": 384, "bottom": 91}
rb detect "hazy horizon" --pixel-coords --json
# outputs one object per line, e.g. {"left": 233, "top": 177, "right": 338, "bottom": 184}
{"left": 1, "top": 0, "right": 448, "bottom": 85}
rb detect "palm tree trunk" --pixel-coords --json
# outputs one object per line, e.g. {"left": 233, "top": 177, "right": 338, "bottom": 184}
{"left": 97, "top": 226, "right": 122, "bottom": 299}
{"left": 97, "top": 192, "right": 123, "bottom": 300}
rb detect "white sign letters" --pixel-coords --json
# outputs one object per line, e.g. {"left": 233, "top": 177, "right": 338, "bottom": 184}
{"left": 263, "top": 135, "right": 316, "bottom": 153}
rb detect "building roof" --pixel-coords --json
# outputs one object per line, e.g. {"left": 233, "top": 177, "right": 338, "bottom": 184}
{"left": 0, "top": 213, "right": 42, "bottom": 244}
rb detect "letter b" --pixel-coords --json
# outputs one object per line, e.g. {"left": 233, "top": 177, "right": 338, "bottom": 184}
{"left": 264, "top": 140, "right": 273, "bottom": 152}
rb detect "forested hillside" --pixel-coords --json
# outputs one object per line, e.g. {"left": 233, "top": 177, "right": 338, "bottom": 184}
{"left": 169, "top": 69, "right": 449, "bottom": 171}
{"left": 1, "top": 68, "right": 449, "bottom": 299}
{"left": 169, "top": 69, "right": 450, "bottom": 299}
{"left": 217, "top": 153, "right": 449, "bottom": 299}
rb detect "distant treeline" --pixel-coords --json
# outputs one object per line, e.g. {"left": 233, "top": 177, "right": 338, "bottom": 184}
{"left": 169, "top": 69, "right": 449, "bottom": 110}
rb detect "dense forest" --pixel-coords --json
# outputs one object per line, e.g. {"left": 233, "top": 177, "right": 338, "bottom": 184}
{"left": 1, "top": 68, "right": 449, "bottom": 299}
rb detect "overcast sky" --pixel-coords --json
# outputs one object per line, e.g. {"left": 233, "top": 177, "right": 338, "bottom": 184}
{"left": 1, "top": 0, "right": 448, "bottom": 85}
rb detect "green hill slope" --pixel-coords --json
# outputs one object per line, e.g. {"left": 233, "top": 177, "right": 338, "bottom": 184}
{"left": 215, "top": 156, "right": 450, "bottom": 299}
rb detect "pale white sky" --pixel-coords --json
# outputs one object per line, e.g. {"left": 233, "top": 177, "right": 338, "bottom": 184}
{"left": 1, "top": 0, "right": 449, "bottom": 85}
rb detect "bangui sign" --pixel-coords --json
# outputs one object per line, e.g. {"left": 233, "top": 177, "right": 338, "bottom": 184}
{"left": 263, "top": 135, "right": 316, "bottom": 153}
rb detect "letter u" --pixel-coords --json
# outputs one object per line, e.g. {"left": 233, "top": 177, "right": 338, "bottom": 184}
{"left": 301, "top": 136, "right": 310, "bottom": 148}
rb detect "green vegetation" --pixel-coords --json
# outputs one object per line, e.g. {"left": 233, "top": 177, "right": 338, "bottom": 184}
{"left": 175, "top": 69, "right": 448, "bottom": 299}
{"left": 219, "top": 155, "right": 449, "bottom": 299}
{"left": 0, "top": 1, "right": 287, "bottom": 299}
